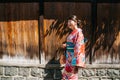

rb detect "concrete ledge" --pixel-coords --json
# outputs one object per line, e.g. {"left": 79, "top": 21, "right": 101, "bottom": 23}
{"left": 0, "top": 62, "right": 120, "bottom": 69}
{"left": 0, "top": 62, "right": 120, "bottom": 80}
{"left": 85, "top": 64, "right": 120, "bottom": 69}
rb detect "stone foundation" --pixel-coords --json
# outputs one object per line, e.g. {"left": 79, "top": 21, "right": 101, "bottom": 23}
{"left": 0, "top": 63, "right": 120, "bottom": 80}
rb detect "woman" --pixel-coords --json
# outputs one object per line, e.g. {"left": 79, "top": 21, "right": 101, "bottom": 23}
{"left": 62, "top": 15, "right": 85, "bottom": 80}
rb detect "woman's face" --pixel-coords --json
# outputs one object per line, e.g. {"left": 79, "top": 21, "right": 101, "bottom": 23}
{"left": 67, "top": 20, "right": 76, "bottom": 29}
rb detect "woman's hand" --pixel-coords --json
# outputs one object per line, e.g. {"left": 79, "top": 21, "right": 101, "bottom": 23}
{"left": 61, "top": 43, "right": 66, "bottom": 48}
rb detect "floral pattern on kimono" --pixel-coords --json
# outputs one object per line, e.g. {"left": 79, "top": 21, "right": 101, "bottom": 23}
{"left": 62, "top": 28, "right": 85, "bottom": 80}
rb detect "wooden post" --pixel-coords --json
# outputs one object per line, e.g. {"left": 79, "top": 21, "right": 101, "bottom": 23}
{"left": 90, "top": 0, "right": 97, "bottom": 64}
{"left": 39, "top": 0, "right": 45, "bottom": 64}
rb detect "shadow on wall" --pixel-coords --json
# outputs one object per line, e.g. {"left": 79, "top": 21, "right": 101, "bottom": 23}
{"left": 43, "top": 16, "right": 91, "bottom": 62}
{"left": 44, "top": 17, "right": 91, "bottom": 80}
{"left": 43, "top": 13, "right": 120, "bottom": 64}
{"left": 92, "top": 19, "right": 120, "bottom": 61}
{"left": 44, "top": 19, "right": 71, "bottom": 39}
{"left": 44, "top": 57, "right": 62, "bottom": 80}
{"left": 43, "top": 20, "right": 68, "bottom": 78}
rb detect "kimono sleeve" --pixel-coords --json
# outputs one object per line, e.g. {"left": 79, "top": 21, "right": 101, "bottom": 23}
{"left": 74, "top": 31, "right": 85, "bottom": 57}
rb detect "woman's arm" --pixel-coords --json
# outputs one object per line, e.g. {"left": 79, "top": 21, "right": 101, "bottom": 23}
{"left": 74, "top": 31, "right": 85, "bottom": 57}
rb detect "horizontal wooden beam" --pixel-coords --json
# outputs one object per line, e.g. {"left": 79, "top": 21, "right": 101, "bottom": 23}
{"left": 0, "top": 0, "right": 120, "bottom": 3}
{"left": 0, "top": 62, "right": 120, "bottom": 69}
{"left": 44, "top": 0, "right": 120, "bottom": 3}
{"left": 0, "top": 0, "right": 39, "bottom": 3}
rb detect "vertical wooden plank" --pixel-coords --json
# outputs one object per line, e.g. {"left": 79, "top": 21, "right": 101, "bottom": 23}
{"left": 3, "top": 3, "right": 8, "bottom": 55}
{"left": 39, "top": 0, "right": 46, "bottom": 64}
{"left": 0, "top": 3, "right": 5, "bottom": 58}
{"left": 14, "top": 3, "right": 20, "bottom": 56}
{"left": 0, "top": 22, "right": 2, "bottom": 58}
{"left": 18, "top": 3, "right": 23, "bottom": 56}
{"left": 39, "top": 15, "right": 45, "bottom": 64}
{"left": 91, "top": 1, "right": 97, "bottom": 64}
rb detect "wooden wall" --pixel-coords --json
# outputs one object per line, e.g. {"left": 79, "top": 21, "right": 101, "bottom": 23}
{"left": 0, "top": 2, "right": 120, "bottom": 64}
{"left": 93, "top": 3, "right": 120, "bottom": 63}
{"left": 0, "top": 3, "right": 39, "bottom": 60}
{"left": 43, "top": 2, "right": 120, "bottom": 64}
{"left": 44, "top": 2, "right": 91, "bottom": 64}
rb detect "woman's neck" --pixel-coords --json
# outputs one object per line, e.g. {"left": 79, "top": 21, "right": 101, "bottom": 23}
{"left": 72, "top": 25, "right": 78, "bottom": 30}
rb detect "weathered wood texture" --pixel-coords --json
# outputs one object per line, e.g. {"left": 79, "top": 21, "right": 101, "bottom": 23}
{"left": 93, "top": 3, "right": 120, "bottom": 63}
{"left": 44, "top": 2, "right": 91, "bottom": 64}
{"left": 0, "top": 2, "right": 120, "bottom": 64}
{"left": 0, "top": 3, "right": 39, "bottom": 59}
{"left": 44, "top": 2, "right": 120, "bottom": 64}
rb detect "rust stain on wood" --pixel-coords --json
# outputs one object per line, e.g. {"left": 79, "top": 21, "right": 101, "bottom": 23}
{"left": 0, "top": 3, "right": 39, "bottom": 59}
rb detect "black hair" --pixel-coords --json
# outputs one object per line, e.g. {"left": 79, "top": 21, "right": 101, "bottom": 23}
{"left": 68, "top": 15, "right": 82, "bottom": 27}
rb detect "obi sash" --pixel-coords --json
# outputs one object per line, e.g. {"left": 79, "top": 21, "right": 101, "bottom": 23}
{"left": 66, "top": 42, "right": 76, "bottom": 66}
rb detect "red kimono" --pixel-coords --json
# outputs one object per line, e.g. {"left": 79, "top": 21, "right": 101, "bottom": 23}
{"left": 62, "top": 28, "right": 85, "bottom": 80}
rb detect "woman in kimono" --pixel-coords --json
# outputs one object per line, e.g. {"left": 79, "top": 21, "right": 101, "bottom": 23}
{"left": 62, "top": 15, "right": 85, "bottom": 80}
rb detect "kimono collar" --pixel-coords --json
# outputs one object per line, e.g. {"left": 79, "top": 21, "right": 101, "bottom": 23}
{"left": 71, "top": 28, "right": 82, "bottom": 34}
